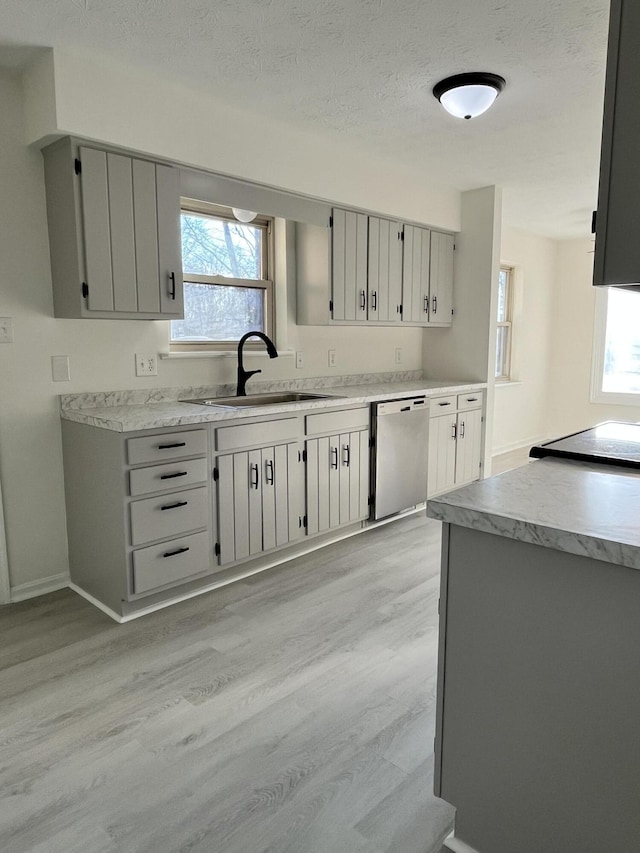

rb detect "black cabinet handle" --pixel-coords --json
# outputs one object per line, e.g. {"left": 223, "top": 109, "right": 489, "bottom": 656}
{"left": 250, "top": 462, "right": 259, "bottom": 489}
{"left": 466, "top": 397, "right": 478, "bottom": 402}
{"left": 342, "top": 444, "right": 350, "bottom": 467}
{"left": 265, "top": 459, "right": 274, "bottom": 486}
{"left": 460, "top": 420, "right": 465, "bottom": 438}
{"left": 360, "top": 290, "right": 366, "bottom": 311}
{"left": 372, "top": 291, "right": 377, "bottom": 311}
{"left": 160, "top": 471, "right": 188, "bottom": 480}
{"left": 432, "top": 295, "right": 438, "bottom": 315}
{"left": 424, "top": 295, "right": 429, "bottom": 314}
{"left": 169, "top": 271, "right": 176, "bottom": 300}
{"left": 438, "top": 401, "right": 451, "bottom": 407}
{"left": 330, "top": 447, "right": 338, "bottom": 469}
{"left": 158, "top": 442, "right": 186, "bottom": 450}
{"left": 160, "top": 500, "right": 188, "bottom": 511}
{"left": 163, "top": 546, "right": 190, "bottom": 558}
{"left": 451, "top": 424, "right": 457, "bottom": 440}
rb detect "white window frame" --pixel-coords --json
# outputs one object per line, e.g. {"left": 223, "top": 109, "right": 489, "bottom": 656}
{"left": 590, "top": 286, "right": 640, "bottom": 405}
{"left": 495, "top": 265, "right": 515, "bottom": 382}
{"left": 171, "top": 200, "right": 275, "bottom": 352}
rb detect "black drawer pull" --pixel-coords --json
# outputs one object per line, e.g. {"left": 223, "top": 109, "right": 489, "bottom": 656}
{"left": 158, "top": 442, "right": 186, "bottom": 450}
{"left": 160, "top": 471, "right": 188, "bottom": 480}
{"left": 438, "top": 402, "right": 451, "bottom": 407}
{"left": 163, "top": 546, "right": 190, "bottom": 558}
{"left": 160, "top": 500, "right": 188, "bottom": 511}
{"left": 466, "top": 397, "right": 478, "bottom": 402}
{"left": 169, "top": 271, "right": 176, "bottom": 300}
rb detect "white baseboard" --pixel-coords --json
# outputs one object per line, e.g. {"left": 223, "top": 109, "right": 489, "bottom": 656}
{"left": 68, "top": 583, "right": 124, "bottom": 622}
{"left": 10, "top": 572, "right": 70, "bottom": 603}
{"left": 492, "top": 434, "right": 546, "bottom": 457}
{"left": 443, "top": 830, "right": 482, "bottom": 853}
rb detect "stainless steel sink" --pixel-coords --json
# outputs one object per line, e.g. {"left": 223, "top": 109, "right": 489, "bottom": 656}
{"left": 181, "top": 392, "right": 334, "bottom": 409}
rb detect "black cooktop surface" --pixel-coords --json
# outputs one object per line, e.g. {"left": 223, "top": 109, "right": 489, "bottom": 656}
{"left": 530, "top": 422, "right": 640, "bottom": 469}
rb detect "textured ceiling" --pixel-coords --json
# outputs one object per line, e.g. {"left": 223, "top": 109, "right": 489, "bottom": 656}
{"left": 0, "top": 0, "right": 610, "bottom": 238}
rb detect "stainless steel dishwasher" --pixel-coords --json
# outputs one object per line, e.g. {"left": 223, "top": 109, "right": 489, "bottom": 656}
{"left": 372, "top": 397, "right": 430, "bottom": 520}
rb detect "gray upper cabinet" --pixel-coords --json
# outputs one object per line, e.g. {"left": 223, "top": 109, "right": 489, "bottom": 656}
{"left": 428, "top": 231, "right": 454, "bottom": 324}
{"left": 43, "top": 137, "right": 184, "bottom": 319}
{"left": 402, "top": 226, "right": 453, "bottom": 326}
{"left": 331, "top": 208, "right": 368, "bottom": 321}
{"left": 367, "top": 216, "right": 403, "bottom": 323}
{"left": 593, "top": 0, "right": 640, "bottom": 289}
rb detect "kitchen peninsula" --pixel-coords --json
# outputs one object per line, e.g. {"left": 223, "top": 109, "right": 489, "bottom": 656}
{"left": 428, "top": 457, "right": 640, "bottom": 853}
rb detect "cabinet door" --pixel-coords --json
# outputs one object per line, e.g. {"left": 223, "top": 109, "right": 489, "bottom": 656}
{"left": 402, "top": 225, "right": 431, "bottom": 323}
{"left": 332, "top": 208, "right": 368, "bottom": 321}
{"left": 368, "top": 217, "right": 402, "bottom": 322}
{"left": 80, "top": 147, "right": 114, "bottom": 312}
{"left": 429, "top": 231, "right": 454, "bottom": 325}
{"left": 427, "top": 414, "right": 457, "bottom": 497}
{"left": 339, "top": 430, "right": 370, "bottom": 524}
{"left": 157, "top": 163, "right": 184, "bottom": 317}
{"left": 455, "top": 409, "right": 483, "bottom": 487}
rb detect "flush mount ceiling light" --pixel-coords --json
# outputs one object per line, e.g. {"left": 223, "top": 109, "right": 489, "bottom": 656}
{"left": 232, "top": 208, "right": 258, "bottom": 223}
{"left": 433, "top": 72, "right": 506, "bottom": 120}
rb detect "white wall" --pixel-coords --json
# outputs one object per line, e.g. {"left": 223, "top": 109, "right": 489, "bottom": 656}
{"left": 492, "top": 226, "right": 556, "bottom": 454}
{"left": 1, "top": 53, "right": 461, "bottom": 592}
{"left": 546, "top": 238, "right": 640, "bottom": 437}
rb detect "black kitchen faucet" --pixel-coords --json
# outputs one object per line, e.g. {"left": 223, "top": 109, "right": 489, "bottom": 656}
{"left": 236, "top": 331, "right": 278, "bottom": 396}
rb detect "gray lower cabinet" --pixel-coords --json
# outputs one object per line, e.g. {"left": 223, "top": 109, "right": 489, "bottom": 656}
{"left": 213, "top": 417, "right": 305, "bottom": 567}
{"left": 43, "top": 137, "right": 183, "bottom": 319}
{"left": 304, "top": 407, "right": 370, "bottom": 535}
{"left": 61, "top": 422, "right": 212, "bottom": 617}
{"left": 427, "top": 393, "right": 484, "bottom": 497}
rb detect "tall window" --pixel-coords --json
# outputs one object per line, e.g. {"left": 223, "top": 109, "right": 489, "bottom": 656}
{"left": 592, "top": 287, "right": 640, "bottom": 401}
{"left": 171, "top": 202, "right": 273, "bottom": 349}
{"left": 495, "top": 265, "right": 514, "bottom": 380}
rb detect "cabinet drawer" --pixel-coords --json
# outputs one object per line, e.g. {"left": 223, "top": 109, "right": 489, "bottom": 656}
{"left": 305, "top": 407, "right": 369, "bottom": 436}
{"left": 429, "top": 395, "right": 457, "bottom": 416}
{"left": 457, "top": 391, "right": 484, "bottom": 411}
{"left": 215, "top": 418, "right": 299, "bottom": 452}
{"left": 129, "top": 457, "right": 209, "bottom": 497}
{"left": 132, "top": 531, "right": 210, "bottom": 595}
{"left": 127, "top": 429, "right": 207, "bottom": 465}
{"left": 130, "top": 486, "right": 208, "bottom": 545}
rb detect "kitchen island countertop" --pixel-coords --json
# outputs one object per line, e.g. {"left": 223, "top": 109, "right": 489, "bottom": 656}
{"left": 428, "top": 456, "right": 640, "bottom": 571}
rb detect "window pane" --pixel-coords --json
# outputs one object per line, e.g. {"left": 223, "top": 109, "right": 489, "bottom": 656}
{"left": 497, "top": 269, "right": 509, "bottom": 323}
{"left": 603, "top": 289, "right": 640, "bottom": 393}
{"left": 495, "top": 326, "right": 509, "bottom": 378}
{"left": 171, "top": 283, "right": 265, "bottom": 342}
{"left": 180, "top": 212, "right": 262, "bottom": 279}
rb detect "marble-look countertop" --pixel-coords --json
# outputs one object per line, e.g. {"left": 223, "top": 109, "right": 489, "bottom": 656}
{"left": 428, "top": 457, "right": 640, "bottom": 571}
{"left": 60, "top": 375, "right": 486, "bottom": 433}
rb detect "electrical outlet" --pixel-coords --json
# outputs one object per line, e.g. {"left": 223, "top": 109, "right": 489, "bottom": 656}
{"left": 328, "top": 349, "right": 337, "bottom": 368}
{"left": 296, "top": 351, "right": 304, "bottom": 369}
{"left": 0, "top": 317, "right": 14, "bottom": 343}
{"left": 395, "top": 347, "right": 402, "bottom": 364}
{"left": 135, "top": 353, "right": 158, "bottom": 377}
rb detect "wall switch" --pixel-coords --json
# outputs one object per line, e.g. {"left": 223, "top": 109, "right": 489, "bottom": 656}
{"left": 395, "top": 347, "right": 402, "bottom": 364}
{"left": 135, "top": 354, "right": 158, "bottom": 376}
{"left": 296, "top": 351, "right": 304, "bottom": 369}
{"left": 51, "top": 355, "right": 71, "bottom": 382}
{"left": 328, "top": 349, "right": 337, "bottom": 368}
{"left": 0, "top": 317, "right": 14, "bottom": 343}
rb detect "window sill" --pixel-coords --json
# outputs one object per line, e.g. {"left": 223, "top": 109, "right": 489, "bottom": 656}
{"left": 590, "top": 389, "right": 640, "bottom": 407}
{"left": 495, "top": 380, "right": 522, "bottom": 388}
{"left": 161, "top": 349, "right": 295, "bottom": 360}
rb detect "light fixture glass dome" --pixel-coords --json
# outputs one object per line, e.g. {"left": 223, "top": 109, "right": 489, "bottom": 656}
{"left": 232, "top": 208, "right": 258, "bottom": 223}
{"left": 433, "top": 73, "right": 506, "bottom": 120}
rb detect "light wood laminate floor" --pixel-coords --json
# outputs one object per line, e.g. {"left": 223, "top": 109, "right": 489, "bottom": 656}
{"left": 0, "top": 515, "right": 454, "bottom": 853}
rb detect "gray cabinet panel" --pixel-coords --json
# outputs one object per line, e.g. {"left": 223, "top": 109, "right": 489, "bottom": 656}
{"left": 132, "top": 531, "right": 210, "bottom": 595}
{"left": 80, "top": 147, "right": 114, "bottom": 312}
{"left": 129, "top": 457, "right": 208, "bottom": 497}
{"left": 127, "top": 429, "right": 207, "bottom": 465}
{"left": 107, "top": 153, "right": 137, "bottom": 313}
{"left": 329, "top": 434, "right": 340, "bottom": 529}
{"left": 217, "top": 454, "right": 236, "bottom": 566}
{"left": 248, "top": 449, "right": 263, "bottom": 556}
{"left": 402, "top": 224, "right": 431, "bottom": 323}
{"left": 430, "top": 231, "right": 454, "bottom": 323}
{"left": 332, "top": 208, "right": 367, "bottom": 322}
{"left": 233, "top": 452, "right": 250, "bottom": 561}
{"left": 129, "top": 486, "right": 208, "bottom": 546}
{"left": 132, "top": 159, "right": 161, "bottom": 314}
{"left": 368, "top": 216, "right": 402, "bottom": 323}
{"left": 262, "top": 447, "right": 277, "bottom": 552}
{"left": 157, "top": 163, "right": 183, "bottom": 316}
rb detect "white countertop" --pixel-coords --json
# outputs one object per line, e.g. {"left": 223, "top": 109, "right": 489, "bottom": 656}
{"left": 428, "top": 457, "right": 640, "bottom": 571}
{"left": 60, "top": 379, "right": 486, "bottom": 432}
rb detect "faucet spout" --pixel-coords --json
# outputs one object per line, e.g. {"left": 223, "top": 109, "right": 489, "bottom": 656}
{"left": 237, "top": 331, "right": 278, "bottom": 396}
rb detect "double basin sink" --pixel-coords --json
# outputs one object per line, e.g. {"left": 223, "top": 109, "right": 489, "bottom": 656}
{"left": 181, "top": 392, "right": 335, "bottom": 410}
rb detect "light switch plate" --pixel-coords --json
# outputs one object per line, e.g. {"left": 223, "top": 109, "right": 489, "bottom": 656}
{"left": 395, "top": 347, "right": 402, "bottom": 364}
{"left": 51, "top": 355, "right": 71, "bottom": 382}
{"left": 0, "top": 317, "right": 14, "bottom": 343}
{"left": 328, "top": 349, "right": 337, "bottom": 368}
{"left": 295, "top": 351, "right": 304, "bottom": 369}
{"left": 135, "top": 354, "right": 158, "bottom": 376}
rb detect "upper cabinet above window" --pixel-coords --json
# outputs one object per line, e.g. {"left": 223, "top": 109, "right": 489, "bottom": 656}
{"left": 43, "top": 138, "right": 183, "bottom": 319}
